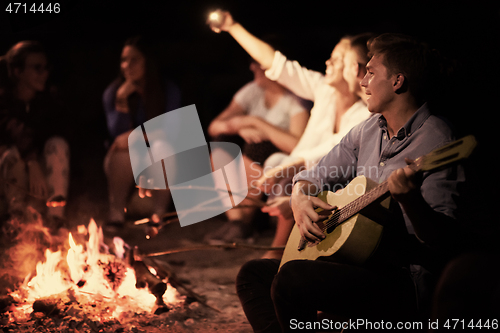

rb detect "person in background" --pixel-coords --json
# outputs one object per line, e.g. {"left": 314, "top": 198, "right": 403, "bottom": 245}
{"left": 205, "top": 60, "right": 309, "bottom": 244}
{"left": 103, "top": 36, "right": 181, "bottom": 230}
{"left": 0, "top": 41, "right": 70, "bottom": 231}
{"left": 0, "top": 41, "right": 69, "bottom": 226}
{"left": 209, "top": 11, "right": 372, "bottom": 253}
{"left": 260, "top": 33, "right": 375, "bottom": 258}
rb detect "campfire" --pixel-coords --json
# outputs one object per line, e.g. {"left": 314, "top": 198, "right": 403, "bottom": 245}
{"left": 1, "top": 216, "right": 189, "bottom": 331}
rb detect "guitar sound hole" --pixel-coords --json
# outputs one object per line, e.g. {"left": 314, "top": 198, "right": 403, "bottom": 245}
{"left": 326, "top": 225, "right": 337, "bottom": 234}
{"left": 323, "top": 212, "right": 340, "bottom": 234}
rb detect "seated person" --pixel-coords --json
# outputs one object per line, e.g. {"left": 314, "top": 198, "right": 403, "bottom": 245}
{"left": 209, "top": 11, "right": 372, "bottom": 249}
{"left": 103, "top": 36, "right": 181, "bottom": 230}
{"left": 205, "top": 60, "right": 309, "bottom": 243}
{"left": 236, "top": 33, "right": 466, "bottom": 332}
{"left": 260, "top": 32, "right": 375, "bottom": 258}
{"left": 0, "top": 41, "right": 69, "bottom": 230}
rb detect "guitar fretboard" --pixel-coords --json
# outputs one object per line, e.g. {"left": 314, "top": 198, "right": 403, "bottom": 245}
{"left": 322, "top": 180, "right": 390, "bottom": 231}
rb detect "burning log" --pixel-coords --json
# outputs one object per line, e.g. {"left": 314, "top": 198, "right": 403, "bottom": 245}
{"left": 128, "top": 247, "right": 169, "bottom": 314}
{"left": 140, "top": 255, "right": 221, "bottom": 313}
{"left": 0, "top": 295, "right": 14, "bottom": 313}
{"left": 32, "top": 298, "right": 60, "bottom": 316}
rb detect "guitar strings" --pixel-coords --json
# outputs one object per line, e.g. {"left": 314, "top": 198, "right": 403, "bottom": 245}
{"left": 320, "top": 180, "right": 390, "bottom": 232}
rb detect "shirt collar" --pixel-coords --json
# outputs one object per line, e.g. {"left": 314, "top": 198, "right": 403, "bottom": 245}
{"left": 377, "top": 103, "right": 431, "bottom": 140}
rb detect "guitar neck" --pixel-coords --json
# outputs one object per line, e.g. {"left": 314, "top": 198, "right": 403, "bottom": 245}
{"left": 323, "top": 181, "right": 390, "bottom": 231}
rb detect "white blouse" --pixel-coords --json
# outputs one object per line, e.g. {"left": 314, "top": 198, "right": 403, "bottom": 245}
{"left": 264, "top": 50, "right": 371, "bottom": 168}
{"left": 233, "top": 81, "right": 308, "bottom": 130}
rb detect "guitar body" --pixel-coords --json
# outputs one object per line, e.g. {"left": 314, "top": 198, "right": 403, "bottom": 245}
{"left": 279, "top": 176, "right": 389, "bottom": 269}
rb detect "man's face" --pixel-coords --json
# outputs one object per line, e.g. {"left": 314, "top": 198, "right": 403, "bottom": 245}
{"left": 324, "top": 41, "right": 348, "bottom": 87}
{"left": 360, "top": 54, "right": 395, "bottom": 113}
{"left": 14, "top": 53, "right": 49, "bottom": 92}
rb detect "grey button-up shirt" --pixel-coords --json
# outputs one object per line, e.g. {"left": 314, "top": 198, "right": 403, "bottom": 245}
{"left": 293, "top": 103, "right": 465, "bottom": 235}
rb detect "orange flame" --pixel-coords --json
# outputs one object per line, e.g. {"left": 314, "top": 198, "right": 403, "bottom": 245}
{"left": 10, "top": 218, "right": 182, "bottom": 319}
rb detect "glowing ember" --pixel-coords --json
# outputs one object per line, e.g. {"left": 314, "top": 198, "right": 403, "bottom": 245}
{"left": 9, "top": 219, "right": 182, "bottom": 320}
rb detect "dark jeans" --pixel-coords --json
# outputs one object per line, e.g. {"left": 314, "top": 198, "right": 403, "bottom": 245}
{"left": 236, "top": 259, "right": 418, "bottom": 333}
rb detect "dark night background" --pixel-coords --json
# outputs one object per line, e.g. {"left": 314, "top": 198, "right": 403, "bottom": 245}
{"left": 0, "top": 0, "right": 498, "bottom": 223}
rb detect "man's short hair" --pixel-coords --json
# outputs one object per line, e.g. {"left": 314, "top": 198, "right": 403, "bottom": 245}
{"left": 367, "top": 33, "right": 443, "bottom": 105}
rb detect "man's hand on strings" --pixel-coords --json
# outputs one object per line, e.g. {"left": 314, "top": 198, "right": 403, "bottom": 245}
{"left": 291, "top": 181, "right": 335, "bottom": 246}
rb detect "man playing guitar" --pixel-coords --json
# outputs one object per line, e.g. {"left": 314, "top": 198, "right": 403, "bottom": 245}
{"left": 236, "top": 33, "right": 466, "bottom": 332}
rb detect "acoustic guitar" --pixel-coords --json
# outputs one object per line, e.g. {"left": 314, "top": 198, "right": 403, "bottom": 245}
{"left": 279, "top": 135, "right": 477, "bottom": 269}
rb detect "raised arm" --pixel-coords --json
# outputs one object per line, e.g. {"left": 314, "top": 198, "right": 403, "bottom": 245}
{"left": 209, "top": 11, "right": 275, "bottom": 69}
{"left": 210, "top": 11, "right": 325, "bottom": 102}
